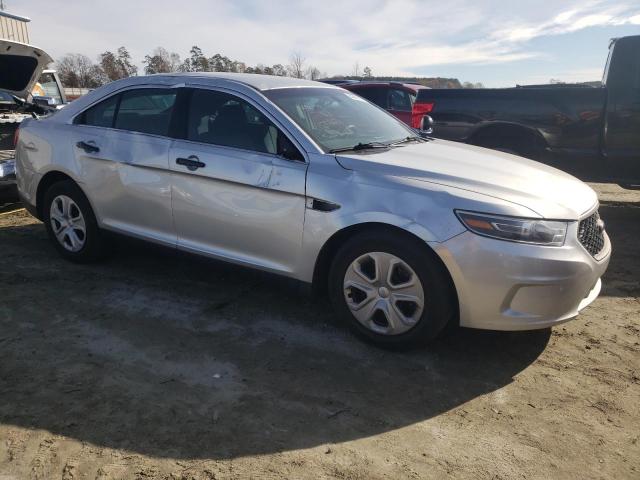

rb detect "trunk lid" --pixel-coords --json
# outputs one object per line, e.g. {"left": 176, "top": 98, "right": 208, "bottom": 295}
{"left": 0, "top": 39, "right": 53, "bottom": 99}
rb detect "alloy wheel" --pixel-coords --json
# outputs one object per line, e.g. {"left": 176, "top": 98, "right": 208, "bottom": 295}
{"left": 49, "top": 195, "right": 87, "bottom": 252}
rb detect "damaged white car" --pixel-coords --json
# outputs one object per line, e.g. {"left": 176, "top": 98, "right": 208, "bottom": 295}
{"left": 13, "top": 70, "right": 611, "bottom": 348}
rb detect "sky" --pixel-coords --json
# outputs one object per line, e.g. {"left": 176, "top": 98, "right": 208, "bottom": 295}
{"left": 10, "top": 0, "right": 640, "bottom": 87}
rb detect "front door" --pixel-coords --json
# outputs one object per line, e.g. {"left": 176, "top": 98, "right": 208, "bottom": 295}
{"left": 70, "top": 87, "right": 178, "bottom": 245}
{"left": 168, "top": 87, "right": 308, "bottom": 275}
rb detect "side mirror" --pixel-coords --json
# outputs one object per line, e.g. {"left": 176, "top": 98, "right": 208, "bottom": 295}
{"left": 277, "top": 133, "right": 304, "bottom": 162}
{"left": 419, "top": 115, "right": 434, "bottom": 135}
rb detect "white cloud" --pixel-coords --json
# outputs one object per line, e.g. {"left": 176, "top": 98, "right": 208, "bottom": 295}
{"left": 18, "top": 0, "right": 640, "bottom": 77}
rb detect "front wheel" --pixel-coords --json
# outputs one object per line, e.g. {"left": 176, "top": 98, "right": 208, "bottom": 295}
{"left": 43, "top": 180, "right": 109, "bottom": 262}
{"left": 328, "top": 230, "right": 456, "bottom": 349}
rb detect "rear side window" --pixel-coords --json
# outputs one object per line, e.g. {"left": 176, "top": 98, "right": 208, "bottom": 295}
{"left": 187, "top": 89, "right": 278, "bottom": 154}
{"left": 114, "top": 89, "right": 177, "bottom": 136}
{"left": 77, "top": 95, "right": 118, "bottom": 128}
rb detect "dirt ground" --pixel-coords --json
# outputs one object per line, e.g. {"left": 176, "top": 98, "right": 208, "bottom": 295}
{"left": 0, "top": 184, "right": 638, "bottom": 480}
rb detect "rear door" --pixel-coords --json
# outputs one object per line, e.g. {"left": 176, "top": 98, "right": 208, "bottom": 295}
{"left": 168, "top": 87, "right": 308, "bottom": 275}
{"left": 71, "top": 87, "right": 177, "bottom": 245}
{"left": 603, "top": 36, "right": 640, "bottom": 183}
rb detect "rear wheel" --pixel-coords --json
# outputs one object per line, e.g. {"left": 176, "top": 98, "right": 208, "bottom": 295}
{"left": 43, "top": 180, "right": 109, "bottom": 262}
{"left": 329, "top": 230, "right": 456, "bottom": 349}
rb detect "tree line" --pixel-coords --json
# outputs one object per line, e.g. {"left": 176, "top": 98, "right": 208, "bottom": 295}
{"left": 56, "top": 46, "right": 336, "bottom": 88}
{"left": 55, "top": 45, "right": 482, "bottom": 90}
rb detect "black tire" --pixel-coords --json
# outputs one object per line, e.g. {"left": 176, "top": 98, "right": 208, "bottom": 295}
{"left": 43, "top": 179, "right": 109, "bottom": 263}
{"left": 328, "top": 230, "right": 457, "bottom": 349}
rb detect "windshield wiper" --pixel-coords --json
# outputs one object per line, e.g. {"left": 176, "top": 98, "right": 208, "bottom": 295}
{"left": 389, "top": 136, "right": 426, "bottom": 146}
{"left": 329, "top": 142, "right": 391, "bottom": 153}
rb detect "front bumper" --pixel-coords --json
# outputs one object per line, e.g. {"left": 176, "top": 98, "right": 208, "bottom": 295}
{"left": 431, "top": 218, "right": 611, "bottom": 331}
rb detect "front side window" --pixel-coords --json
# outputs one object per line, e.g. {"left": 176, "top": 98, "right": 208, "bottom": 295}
{"left": 114, "top": 89, "right": 176, "bottom": 136}
{"left": 187, "top": 89, "right": 278, "bottom": 154}
{"left": 264, "top": 87, "right": 415, "bottom": 152}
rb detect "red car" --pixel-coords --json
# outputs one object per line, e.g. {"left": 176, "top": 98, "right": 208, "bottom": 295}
{"left": 341, "top": 81, "right": 432, "bottom": 129}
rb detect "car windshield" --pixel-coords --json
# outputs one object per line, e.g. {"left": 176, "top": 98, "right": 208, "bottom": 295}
{"left": 264, "top": 87, "right": 415, "bottom": 152}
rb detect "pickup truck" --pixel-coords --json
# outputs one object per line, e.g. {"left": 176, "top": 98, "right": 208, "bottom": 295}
{"left": 415, "top": 35, "right": 640, "bottom": 186}
{"left": 0, "top": 40, "right": 61, "bottom": 194}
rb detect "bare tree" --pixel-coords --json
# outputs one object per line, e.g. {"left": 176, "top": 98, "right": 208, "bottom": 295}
{"left": 143, "top": 47, "right": 181, "bottom": 74}
{"left": 55, "top": 53, "right": 107, "bottom": 88}
{"left": 363, "top": 66, "right": 372, "bottom": 78}
{"left": 306, "top": 66, "right": 322, "bottom": 80}
{"left": 288, "top": 52, "right": 306, "bottom": 79}
{"left": 352, "top": 61, "right": 361, "bottom": 78}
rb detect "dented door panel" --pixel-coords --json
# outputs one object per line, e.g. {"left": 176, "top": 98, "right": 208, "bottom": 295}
{"left": 169, "top": 140, "right": 307, "bottom": 275}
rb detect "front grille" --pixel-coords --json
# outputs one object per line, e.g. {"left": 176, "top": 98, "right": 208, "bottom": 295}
{"left": 578, "top": 211, "right": 605, "bottom": 257}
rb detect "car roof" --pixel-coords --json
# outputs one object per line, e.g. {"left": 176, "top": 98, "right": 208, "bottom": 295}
{"left": 343, "top": 81, "right": 429, "bottom": 90}
{"left": 48, "top": 72, "right": 340, "bottom": 125}
{"left": 157, "top": 72, "right": 333, "bottom": 91}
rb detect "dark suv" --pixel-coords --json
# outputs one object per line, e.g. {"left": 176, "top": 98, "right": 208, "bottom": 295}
{"left": 341, "top": 82, "right": 431, "bottom": 128}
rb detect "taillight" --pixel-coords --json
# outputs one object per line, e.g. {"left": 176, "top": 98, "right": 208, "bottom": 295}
{"left": 411, "top": 101, "right": 434, "bottom": 128}
{"left": 13, "top": 127, "right": 19, "bottom": 148}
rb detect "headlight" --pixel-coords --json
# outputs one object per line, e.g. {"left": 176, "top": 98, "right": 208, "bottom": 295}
{"left": 456, "top": 211, "right": 568, "bottom": 246}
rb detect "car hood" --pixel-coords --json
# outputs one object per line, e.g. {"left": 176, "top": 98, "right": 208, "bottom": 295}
{"left": 0, "top": 39, "right": 53, "bottom": 99}
{"left": 335, "top": 139, "right": 598, "bottom": 220}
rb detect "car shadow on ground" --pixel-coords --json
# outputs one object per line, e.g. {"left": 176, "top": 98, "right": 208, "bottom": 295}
{"left": 0, "top": 219, "right": 551, "bottom": 460}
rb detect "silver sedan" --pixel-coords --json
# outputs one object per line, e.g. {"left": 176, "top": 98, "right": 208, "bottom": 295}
{"left": 15, "top": 73, "right": 611, "bottom": 348}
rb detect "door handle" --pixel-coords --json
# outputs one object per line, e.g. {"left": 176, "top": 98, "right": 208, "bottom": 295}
{"left": 176, "top": 155, "right": 205, "bottom": 171}
{"left": 76, "top": 141, "right": 100, "bottom": 154}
